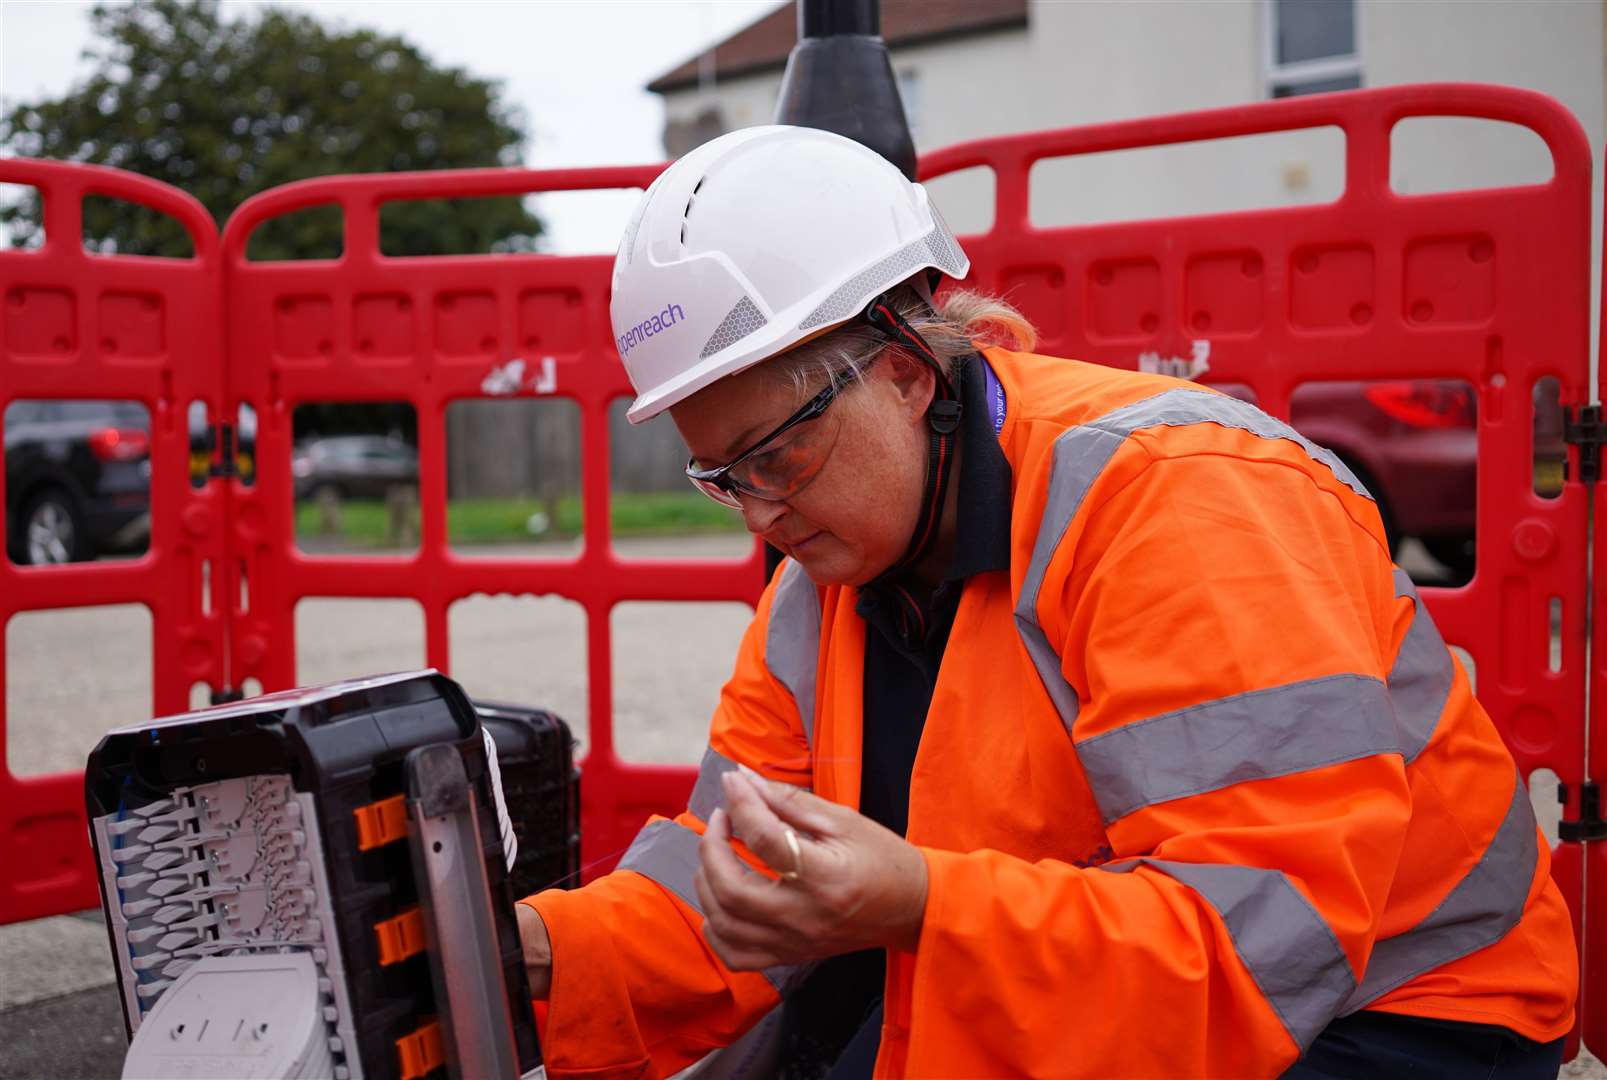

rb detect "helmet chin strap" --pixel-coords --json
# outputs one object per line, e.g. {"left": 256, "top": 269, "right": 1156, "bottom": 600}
{"left": 861, "top": 292, "right": 962, "bottom": 585}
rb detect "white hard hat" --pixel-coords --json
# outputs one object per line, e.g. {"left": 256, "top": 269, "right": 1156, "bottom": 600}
{"left": 611, "top": 125, "right": 970, "bottom": 424}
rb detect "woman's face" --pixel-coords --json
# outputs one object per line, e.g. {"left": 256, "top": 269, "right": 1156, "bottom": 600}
{"left": 670, "top": 350, "right": 934, "bottom": 586}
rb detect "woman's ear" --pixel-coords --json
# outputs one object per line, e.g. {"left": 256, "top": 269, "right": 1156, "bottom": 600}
{"left": 883, "top": 349, "right": 936, "bottom": 419}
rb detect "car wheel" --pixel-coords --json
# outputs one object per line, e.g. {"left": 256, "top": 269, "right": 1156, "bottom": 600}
{"left": 1423, "top": 534, "right": 1476, "bottom": 584}
{"left": 20, "top": 487, "right": 90, "bottom": 565}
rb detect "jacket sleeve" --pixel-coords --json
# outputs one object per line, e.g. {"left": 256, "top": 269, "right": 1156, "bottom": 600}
{"left": 903, "top": 447, "right": 1414, "bottom": 1078}
{"left": 521, "top": 567, "right": 816, "bottom": 1079}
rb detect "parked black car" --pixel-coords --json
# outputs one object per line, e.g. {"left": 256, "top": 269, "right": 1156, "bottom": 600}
{"left": 291, "top": 435, "right": 418, "bottom": 502}
{"left": 4, "top": 399, "right": 151, "bottom": 565}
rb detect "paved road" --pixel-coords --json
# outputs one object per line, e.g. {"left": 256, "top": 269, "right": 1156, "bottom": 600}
{"left": 2, "top": 533, "right": 1595, "bottom": 1077}
{"left": 3, "top": 534, "right": 758, "bottom": 1077}
{"left": 6, "top": 533, "right": 757, "bottom": 779}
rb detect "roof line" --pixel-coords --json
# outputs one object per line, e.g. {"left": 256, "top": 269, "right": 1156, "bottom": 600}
{"left": 647, "top": 11, "right": 1029, "bottom": 96}
{"left": 645, "top": 1, "right": 791, "bottom": 96}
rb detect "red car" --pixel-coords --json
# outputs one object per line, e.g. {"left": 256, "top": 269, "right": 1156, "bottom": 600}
{"left": 1221, "top": 379, "right": 1566, "bottom": 584}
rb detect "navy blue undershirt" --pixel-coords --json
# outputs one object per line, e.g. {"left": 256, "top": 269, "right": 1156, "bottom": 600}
{"left": 777, "top": 355, "right": 1013, "bottom": 1078}
{"left": 857, "top": 353, "right": 1011, "bottom": 836}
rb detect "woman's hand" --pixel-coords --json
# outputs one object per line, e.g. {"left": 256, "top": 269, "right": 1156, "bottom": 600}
{"left": 516, "top": 901, "right": 553, "bottom": 999}
{"left": 694, "top": 770, "right": 928, "bottom": 972}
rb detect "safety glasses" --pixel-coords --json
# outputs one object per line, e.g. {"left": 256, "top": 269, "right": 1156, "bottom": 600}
{"left": 685, "top": 354, "right": 881, "bottom": 509}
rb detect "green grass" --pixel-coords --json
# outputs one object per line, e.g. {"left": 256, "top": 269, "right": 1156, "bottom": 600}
{"left": 294, "top": 491, "right": 745, "bottom": 548}
{"left": 1533, "top": 459, "right": 1565, "bottom": 499}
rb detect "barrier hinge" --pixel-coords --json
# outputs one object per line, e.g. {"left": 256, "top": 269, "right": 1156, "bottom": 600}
{"left": 1558, "top": 781, "right": 1605, "bottom": 843}
{"left": 1563, "top": 404, "right": 1602, "bottom": 485}
{"left": 207, "top": 422, "right": 237, "bottom": 478}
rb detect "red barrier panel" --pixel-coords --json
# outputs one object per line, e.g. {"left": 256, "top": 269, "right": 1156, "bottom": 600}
{"left": 1, "top": 89, "right": 1598, "bottom": 1056}
{"left": 927, "top": 84, "right": 1593, "bottom": 800}
{"left": 0, "top": 160, "right": 227, "bottom": 922}
{"left": 922, "top": 82, "right": 1597, "bottom": 1056}
{"left": 1584, "top": 171, "right": 1607, "bottom": 1059}
{"left": 218, "top": 167, "right": 767, "bottom": 879}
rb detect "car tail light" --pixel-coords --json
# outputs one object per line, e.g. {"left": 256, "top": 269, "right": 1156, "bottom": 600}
{"left": 88, "top": 426, "right": 150, "bottom": 461}
{"left": 1362, "top": 381, "right": 1475, "bottom": 429}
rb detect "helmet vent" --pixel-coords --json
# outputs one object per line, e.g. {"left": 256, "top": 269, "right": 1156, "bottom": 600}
{"left": 680, "top": 177, "right": 707, "bottom": 249}
{"left": 622, "top": 213, "right": 642, "bottom": 264}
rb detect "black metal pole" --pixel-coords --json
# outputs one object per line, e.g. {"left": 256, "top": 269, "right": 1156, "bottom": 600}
{"left": 773, "top": 0, "right": 915, "bottom": 180}
{"left": 767, "top": 0, "right": 912, "bottom": 580}
{"left": 798, "top": 0, "right": 877, "bottom": 37}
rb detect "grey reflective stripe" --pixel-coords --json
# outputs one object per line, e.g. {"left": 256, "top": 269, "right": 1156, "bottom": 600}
{"left": 688, "top": 747, "right": 741, "bottom": 822}
{"left": 687, "top": 746, "right": 811, "bottom": 822}
{"left": 766, "top": 560, "right": 821, "bottom": 745}
{"left": 671, "top": 1008, "right": 786, "bottom": 1079}
{"left": 1077, "top": 674, "right": 1397, "bottom": 825}
{"left": 1103, "top": 857, "right": 1355, "bottom": 1050}
{"left": 1012, "top": 421, "right": 1127, "bottom": 735}
{"left": 1098, "top": 388, "right": 1371, "bottom": 499}
{"left": 1342, "top": 771, "right": 1539, "bottom": 1014}
{"left": 797, "top": 221, "right": 968, "bottom": 332}
{"left": 1014, "top": 615, "right": 1083, "bottom": 734}
{"left": 699, "top": 295, "right": 768, "bottom": 360}
{"left": 619, "top": 818, "right": 701, "bottom": 911}
{"left": 1015, "top": 422, "right": 1127, "bottom": 641}
{"left": 1387, "top": 568, "right": 1454, "bottom": 764}
{"left": 618, "top": 818, "right": 809, "bottom": 996}
{"left": 1014, "top": 387, "right": 1375, "bottom": 736}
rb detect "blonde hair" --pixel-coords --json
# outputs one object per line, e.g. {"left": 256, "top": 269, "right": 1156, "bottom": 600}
{"left": 767, "top": 278, "right": 1037, "bottom": 399}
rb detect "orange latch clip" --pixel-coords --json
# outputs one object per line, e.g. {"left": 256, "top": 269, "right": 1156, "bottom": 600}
{"left": 375, "top": 906, "right": 426, "bottom": 966}
{"left": 397, "top": 1019, "right": 443, "bottom": 1080}
{"left": 353, "top": 794, "right": 407, "bottom": 851}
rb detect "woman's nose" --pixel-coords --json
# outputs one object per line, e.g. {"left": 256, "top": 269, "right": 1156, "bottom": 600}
{"left": 737, "top": 492, "right": 787, "bottom": 535}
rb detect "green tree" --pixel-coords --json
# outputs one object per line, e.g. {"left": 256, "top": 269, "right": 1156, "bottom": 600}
{"left": 0, "top": 0, "right": 541, "bottom": 258}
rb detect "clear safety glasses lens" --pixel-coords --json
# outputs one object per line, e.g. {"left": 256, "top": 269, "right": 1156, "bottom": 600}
{"left": 688, "top": 474, "right": 744, "bottom": 510}
{"left": 686, "top": 407, "right": 845, "bottom": 510}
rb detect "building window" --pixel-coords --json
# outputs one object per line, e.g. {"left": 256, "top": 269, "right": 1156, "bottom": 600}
{"left": 1265, "top": 0, "right": 1361, "bottom": 99}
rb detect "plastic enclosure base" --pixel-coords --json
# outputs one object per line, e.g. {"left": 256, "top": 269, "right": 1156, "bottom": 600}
{"left": 94, "top": 777, "right": 359, "bottom": 1079}
{"left": 121, "top": 952, "right": 333, "bottom": 1079}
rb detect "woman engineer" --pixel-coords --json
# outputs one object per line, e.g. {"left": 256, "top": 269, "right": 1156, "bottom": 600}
{"left": 514, "top": 125, "right": 1577, "bottom": 1079}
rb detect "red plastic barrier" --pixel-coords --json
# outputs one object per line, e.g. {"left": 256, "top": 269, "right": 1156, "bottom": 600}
{"left": 218, "top": 166, "right": 767, "bottom": 879}
{"left": 0, "top": 160, "right": 228, "bottom": 922}
{"left": 922, "top": 82, "right": 1597, "bottom": 1056}
{"left": 0, "top": 90, "right": 1597, "bottom": 1054}
{"left": 1584, "top": 170, "right": 1607, "bottom": 1060}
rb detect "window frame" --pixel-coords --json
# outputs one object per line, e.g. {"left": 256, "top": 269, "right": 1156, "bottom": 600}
{"left": 1261, "top": 0, "right": 1364, "bottom": 100}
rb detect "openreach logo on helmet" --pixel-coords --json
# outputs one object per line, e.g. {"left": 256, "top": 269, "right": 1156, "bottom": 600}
{"left": 617, "top": 301, "right": 686, "bottom": 357}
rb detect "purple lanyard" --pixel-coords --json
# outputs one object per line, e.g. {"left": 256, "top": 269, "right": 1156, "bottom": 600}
{"left": 980, "top": 357, "right": 1007, "bottom": 436}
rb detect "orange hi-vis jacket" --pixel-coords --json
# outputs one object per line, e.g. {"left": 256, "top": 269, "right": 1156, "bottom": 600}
{"left": 523, "top": 347, "right": 1577, "bottom": 1078}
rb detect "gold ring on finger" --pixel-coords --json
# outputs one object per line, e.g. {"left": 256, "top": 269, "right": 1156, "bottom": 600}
{"left": 780, "top": 827, "right": 803, "bottom": 883}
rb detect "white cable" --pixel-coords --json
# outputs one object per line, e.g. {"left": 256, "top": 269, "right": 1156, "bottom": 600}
{"left": 481, "top": 727, "right": 518, "bottom": 872}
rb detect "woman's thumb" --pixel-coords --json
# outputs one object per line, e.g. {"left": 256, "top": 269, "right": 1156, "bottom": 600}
{"left": 749, "top": 773, "right": 841, "bottom": 835}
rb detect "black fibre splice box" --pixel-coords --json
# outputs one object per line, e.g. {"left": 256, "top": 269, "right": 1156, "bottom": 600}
{"left": 86, "top": 669, "right": 543, "bottom": 1080}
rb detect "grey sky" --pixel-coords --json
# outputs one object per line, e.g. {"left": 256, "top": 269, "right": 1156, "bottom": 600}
{"left": 0, "top": 0, "right": 782, "bottom": 251}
